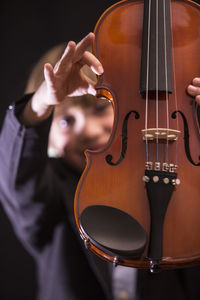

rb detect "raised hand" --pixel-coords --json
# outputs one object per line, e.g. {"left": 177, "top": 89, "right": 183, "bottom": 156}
{"left": 20, "top": 33, "right": 104, "bottom": 125}
{"left": 43, "top": 33, "right": 103, "bottom": 106}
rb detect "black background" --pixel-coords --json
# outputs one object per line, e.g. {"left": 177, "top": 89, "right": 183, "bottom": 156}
{"left": 0, "top": 1, "right": 200, "bottom": 299}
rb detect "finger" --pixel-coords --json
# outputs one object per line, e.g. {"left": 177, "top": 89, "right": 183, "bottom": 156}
{"left": 44, "top": 63, "right": 55, "bottom": 86}
{"left": 192, "top": 77, "right": 200, "bottom": 87}
{"left": 73, "top": 32, "right": 95, "bottom": 63}
{"left": 79, "top": 51, "right": 104, "bottom": 75}
{"left": 187, "top": 84, "right": 200, "bottom": 97}
{"left": 55, "top": 41, "right": 76, "bottom": 74}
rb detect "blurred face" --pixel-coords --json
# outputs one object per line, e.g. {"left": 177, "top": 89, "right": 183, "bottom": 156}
{"left": 48, "top": 94, "right": 114, "bottom": 172}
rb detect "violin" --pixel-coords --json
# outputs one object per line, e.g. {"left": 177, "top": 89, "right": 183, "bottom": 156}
{"left": 74, "top": 0, "right": 200, "bottom": 272}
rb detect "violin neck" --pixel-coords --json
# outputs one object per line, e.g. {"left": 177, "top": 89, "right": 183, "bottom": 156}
{"left": 140, "top": 0, "right": 172, "bottom": 94}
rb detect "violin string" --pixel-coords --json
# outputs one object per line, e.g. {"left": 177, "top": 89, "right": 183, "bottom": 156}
{"left": 156, "top": 0, "right": 159, "bottom": 162}
{"left": 170, "top": 1, "right": 179, "bottom": 166}
{"left": 163, "top": 0, "right": 170, "bottom": 164}
{"left": 145, "top": 0, "right": 152, "bottom": 163}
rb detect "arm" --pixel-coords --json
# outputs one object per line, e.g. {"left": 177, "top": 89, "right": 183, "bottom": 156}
{"left": 0, "top": 95, "right": 52, "bottom": 255}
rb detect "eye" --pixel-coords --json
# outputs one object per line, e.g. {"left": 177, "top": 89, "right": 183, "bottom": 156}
{"left": 58, "top": 115, "right": 75, "bottom": 128}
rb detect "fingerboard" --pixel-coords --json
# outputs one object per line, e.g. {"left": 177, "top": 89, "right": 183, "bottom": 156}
{"left": 140, "top": 0, "right": 172, "bottom": 94}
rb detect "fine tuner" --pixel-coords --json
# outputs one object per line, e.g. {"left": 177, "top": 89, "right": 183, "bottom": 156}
{"left": 143, "top": 162, "right": 180, "bottom": 186}
{"left": 145, "top": 161, "right": 178, "bottom": 172}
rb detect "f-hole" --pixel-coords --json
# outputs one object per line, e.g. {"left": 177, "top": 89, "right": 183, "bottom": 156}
{"left": 105, "top": 110, "right": 140, "bottom": 166}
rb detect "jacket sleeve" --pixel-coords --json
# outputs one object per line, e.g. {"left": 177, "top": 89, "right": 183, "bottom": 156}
{"left": 0, "top": 95, "right": 56, "bottom": 256}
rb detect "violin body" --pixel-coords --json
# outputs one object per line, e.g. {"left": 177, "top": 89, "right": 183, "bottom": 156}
{"left": 75, "top": 0, "right": 200, "bottom": 270}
